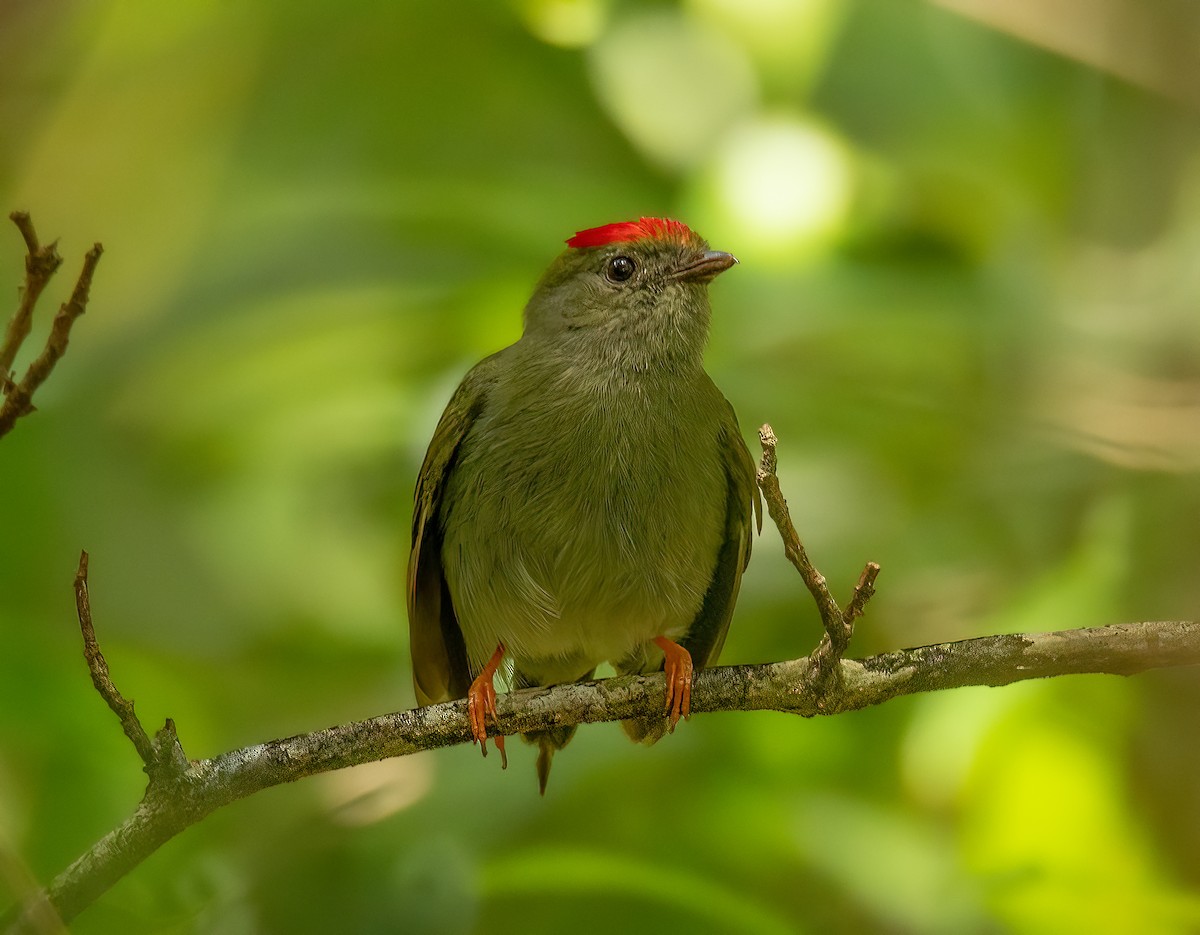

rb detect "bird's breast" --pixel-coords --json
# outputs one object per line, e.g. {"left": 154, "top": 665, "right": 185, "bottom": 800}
{"left": 440, "top": 370, "right": 728, "bottom": 676}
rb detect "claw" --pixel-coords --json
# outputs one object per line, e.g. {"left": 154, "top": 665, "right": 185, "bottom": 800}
{"left": 653, "top": 636, "right": 693, "bottom": 732}
{"left": 466, "top": 642, "right": 507, "bottom": 765}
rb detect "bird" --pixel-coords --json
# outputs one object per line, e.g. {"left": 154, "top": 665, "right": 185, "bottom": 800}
{"left": 407, "top": 217, "right": 760, "bottom": 792}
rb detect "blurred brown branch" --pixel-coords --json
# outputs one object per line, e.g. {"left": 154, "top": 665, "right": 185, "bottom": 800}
{"left": 934, "top": 0, "right": 1200, "bottom": 112}
{"left": 0, "top": 212, "right": 101, "bottom": 440}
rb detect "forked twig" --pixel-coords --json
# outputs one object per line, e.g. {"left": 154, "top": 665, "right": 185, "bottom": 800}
{"left": 0, "top": 212, "right": 102, "bottom": 439}
{"left": 756, "top": 423, "right": 880, "bottom": 693}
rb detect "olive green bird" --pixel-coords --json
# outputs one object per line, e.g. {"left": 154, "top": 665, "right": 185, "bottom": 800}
{"left": 407, "top": 217, "right": 760, "bottom": 793}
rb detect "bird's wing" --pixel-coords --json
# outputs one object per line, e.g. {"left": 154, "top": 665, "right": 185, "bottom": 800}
{"left": 407, "top": 355, "right": 500, "bottom": 707}
{"left": 679, "top": 403, "right": 762, "bottom": 668}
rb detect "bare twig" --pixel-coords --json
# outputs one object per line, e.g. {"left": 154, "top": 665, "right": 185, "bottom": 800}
{"left": 756, "top": 423, "right": 879, "bottom": 690}
{"left": 9, "top": 211, "right": 41, "bottom": 256}
{"left": 7, "top": 614, "right": 1199, "bottom": 933}
{"left": 0, "top": 212, "right": 62, "bottom": 378}
{"left": 844, "top": 562, "right": 881, "bottom": 625}
{"left": 0, "top": 214, "right": 101, "bottom": 439}
{"left": 75, "top": 552, "right": 157, "bottom": 768}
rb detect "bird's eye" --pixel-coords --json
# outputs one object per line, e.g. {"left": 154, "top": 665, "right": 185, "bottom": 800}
{"left": 605, "top": 255, "right": 636, "bottom": 283}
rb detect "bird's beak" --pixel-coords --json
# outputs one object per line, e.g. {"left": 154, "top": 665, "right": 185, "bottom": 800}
{"left": 671, "top": 250, "right": 738, "bottom": 283}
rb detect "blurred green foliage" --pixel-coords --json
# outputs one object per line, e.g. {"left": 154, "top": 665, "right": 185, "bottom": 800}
{"left": 2, "top": 0, "right": 1199, "bottom": 932}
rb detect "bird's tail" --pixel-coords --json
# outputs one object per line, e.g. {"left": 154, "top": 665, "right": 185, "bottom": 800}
{"left": 515, "top": 667, "right": 595, "bottom": 794}
{"left": 521, "top": 725, "right": 578, "bottom": 795}
{"left": 619, "top": 715, "right": 671, "bottom": 745}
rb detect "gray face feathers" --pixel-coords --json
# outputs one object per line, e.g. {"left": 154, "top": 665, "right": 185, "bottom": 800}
{"left": 523, "top": 227, "right": 737, "bottom": 373}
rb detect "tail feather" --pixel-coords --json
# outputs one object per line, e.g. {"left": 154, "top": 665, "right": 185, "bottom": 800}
{"left": 620, "top": 716, "right": 671, "bottom": 745}
{"left": 525, "top": 725, "right": 578, "bottom": 795}
{"left": 514, "top": 667, "right": 594, "bottom": 794}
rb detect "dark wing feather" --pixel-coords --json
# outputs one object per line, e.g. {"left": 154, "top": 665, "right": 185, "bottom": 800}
{"left": 679, "top": 404, "right": 761, "bottom": 668}
{"left": 621, "top": 405, "right": 760, "bottom": 744}
{"left": 406, "top": 356, "right": 499, "bottom": 707}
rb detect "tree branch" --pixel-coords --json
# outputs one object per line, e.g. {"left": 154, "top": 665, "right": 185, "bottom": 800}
{"left": 0, "top": 212, "right": 101, "bottom": 440}
{"left": 7, "top": 604, "right": 1198, "bottom": 933}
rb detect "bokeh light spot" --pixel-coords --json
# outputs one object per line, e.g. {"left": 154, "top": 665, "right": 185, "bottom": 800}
{"left": 709, "top": 116, "right": 854, "bottom": 257}
{"left": 588, "top": 10, "right": 757, "bottom": 170}
{"left": 517, "top": 0, "right": 608, "bottom": 48}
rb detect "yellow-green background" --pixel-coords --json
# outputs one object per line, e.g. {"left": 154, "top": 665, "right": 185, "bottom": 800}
{"left": 2, "top": 1, "right": 1199, "bottom": 932}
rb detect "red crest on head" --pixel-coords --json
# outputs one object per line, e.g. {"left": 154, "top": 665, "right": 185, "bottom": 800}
{"left": 566, "top": 217, "right": 698, "bottom": 249}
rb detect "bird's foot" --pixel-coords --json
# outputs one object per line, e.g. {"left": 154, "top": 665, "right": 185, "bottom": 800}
{"left": 653, "top": 636, "right": 693, "bottom": 732}
{"left": 467, "top": 642, "right": 508, "bottom": 769}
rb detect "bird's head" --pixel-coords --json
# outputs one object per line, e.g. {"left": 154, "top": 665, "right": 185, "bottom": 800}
{"left": 522, "top": 218, "right": 737, "bottom": 371}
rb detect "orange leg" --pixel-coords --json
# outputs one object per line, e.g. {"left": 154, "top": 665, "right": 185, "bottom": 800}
{"left": 654, "top": 636, "right": 694, "bottom": 733}
{"left": 467, "top": 642, "right": 507, "bottom": 767}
